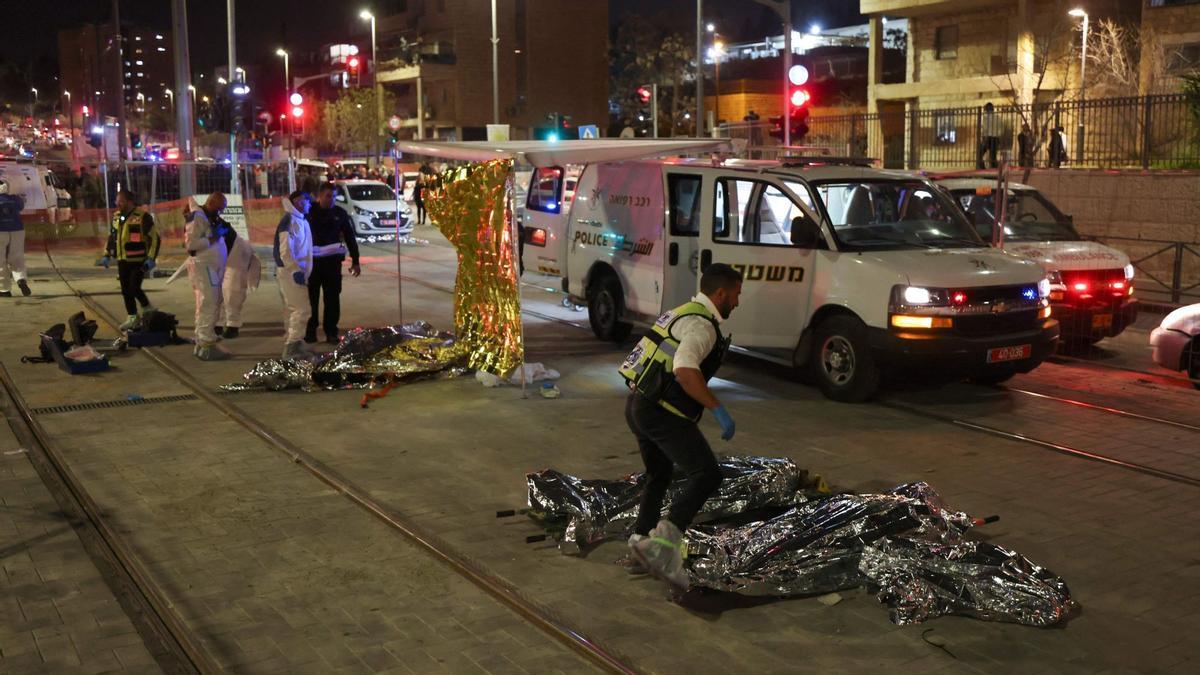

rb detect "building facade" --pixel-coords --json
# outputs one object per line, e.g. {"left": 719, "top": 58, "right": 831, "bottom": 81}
{"left": 372, "top": 0, "right": 609, "bottom": 140}
{"left": 58, "top": 23, "right": 174, "bottom": 124}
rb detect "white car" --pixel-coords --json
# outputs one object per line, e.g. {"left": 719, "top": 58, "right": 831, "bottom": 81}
{"left": 332, "top": 179, "right": 412, "bottom": 243}
{"left": 0, "top": 161, "right": 72, "bottom": 225}
{"left": 1150, "top": 303, "right": 1200, "bottom": 388}
{"left": 939, "top": 177, "right": 1136, "bottom": 344}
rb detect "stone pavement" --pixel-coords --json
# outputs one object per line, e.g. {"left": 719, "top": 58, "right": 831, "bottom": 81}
{"left": 1, "top": 228, "right": 1198, "bottom": 673}
{"left": 0, "top": 413, "right": 158, "bottom": 672}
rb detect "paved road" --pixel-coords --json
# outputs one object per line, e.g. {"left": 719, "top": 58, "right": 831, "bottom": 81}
{"left": 0, "top": 225, "right": 1196, "bottom": 673}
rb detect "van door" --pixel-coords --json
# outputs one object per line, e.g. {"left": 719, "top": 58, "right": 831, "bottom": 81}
{"left": 522, "top": 166, "right": 568, "bottom": 276}
{"left": 662, "top": 171, "right": 704, "bottom": 308}
{"left": 700, "top": 176, "right": 820, "bottom": 348}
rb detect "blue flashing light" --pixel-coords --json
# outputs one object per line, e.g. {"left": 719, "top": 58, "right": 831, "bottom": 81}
{"left": 547, "top": 132, "right": 559, "bottom": 143}
{"left": 1021, "top": 287, "right": 1037, "bottom": 301}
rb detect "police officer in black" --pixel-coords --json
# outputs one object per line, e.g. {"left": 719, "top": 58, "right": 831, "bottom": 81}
{"left": 304, "top": 182, "right": 361, "bottom": 344}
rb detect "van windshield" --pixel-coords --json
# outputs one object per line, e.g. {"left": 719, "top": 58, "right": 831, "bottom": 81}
{"left": 347, "top": 184, "right": 396, "bottom": 201}
{"left": 813, "top": 180, "right": 985, "bottom": 251}
{"left": 951, "top": 189, "right": 1081, "bottom": 242}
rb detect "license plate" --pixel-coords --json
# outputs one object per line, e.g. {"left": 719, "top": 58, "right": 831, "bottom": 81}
{"left": 1091, "top": 314, "right": 1113, "bottom": 329}
{"left": 381, "top": 219, "right": 397, "bottom": 226}
{"left": 987, "top": 344, "right": 1032, "bottom": 363}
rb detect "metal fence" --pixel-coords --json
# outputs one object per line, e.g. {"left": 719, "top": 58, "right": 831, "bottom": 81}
{"left": 803, "top": 94, "right": 1199, "bottom": 170}
{"left": 1093, "top": 235, "right": 1200, "bottom": 306}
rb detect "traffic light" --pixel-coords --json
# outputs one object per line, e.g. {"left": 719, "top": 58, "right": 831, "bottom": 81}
{"left": 229, "top": 81, "right": 250, "bottom": 135}
{"left": 130, "top": 132, "right": 142, "bottom": 149}
{"left": 348, "top": 56, "right": 361, "bottom": 86}
{"left": 88, "top": 125, "right": 103, "bottom": 148}
{"left": 767, "top": 116, "right": 785, "bottom": 140}
{"left": 211, "top": 95, "right": 229, "bottom": 132}
{"left": 787, "top": 65, "right": 811, "bottom": 144}
{"left": 636, "top": 85, "right": 652, "bottom": 105}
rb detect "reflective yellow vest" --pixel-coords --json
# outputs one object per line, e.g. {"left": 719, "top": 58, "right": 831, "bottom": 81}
{"left": 618, "top": 300, "right": 729, "bottom": 421}
{"left": 110, "top": 208, "right": 160, "bottom": 262}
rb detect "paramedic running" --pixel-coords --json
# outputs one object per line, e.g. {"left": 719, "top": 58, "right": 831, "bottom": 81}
{"left": 102, "top": 190, "right": 161, "bottom": 329}
{"left": 618, "top": 263, "right": 743, "bottom": 591}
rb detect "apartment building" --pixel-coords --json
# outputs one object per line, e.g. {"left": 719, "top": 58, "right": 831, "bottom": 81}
{"left": 373, "top": 0, "right": 609, "bottom": 141}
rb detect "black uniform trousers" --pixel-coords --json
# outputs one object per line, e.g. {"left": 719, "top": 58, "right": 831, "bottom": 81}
{"left": 306, "top": 257, "right": 343, "bottom": 340}
{"left": 117, "top": 260, "right": 150, "bottom": 315}
{"left": 625, "top": 393, "right": 723, "bottom": 536}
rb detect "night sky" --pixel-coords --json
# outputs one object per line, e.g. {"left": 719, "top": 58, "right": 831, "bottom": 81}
{"left": 4, "top": 0, "right": 864, "bottom": 102}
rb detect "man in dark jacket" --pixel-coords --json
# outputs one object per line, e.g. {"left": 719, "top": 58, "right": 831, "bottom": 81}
{"left": 305, "top": 182, "right": 361, "bottom": 343}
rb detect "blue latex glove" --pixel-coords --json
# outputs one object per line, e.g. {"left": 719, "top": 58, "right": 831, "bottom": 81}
{"left": 292, "top": 271, "right": 305, "bottom": 285}
{"left": 143, "top": 259, "right": 156, "bottom": 272}
{"left": 712, "top": 405, "right": 735, "bottom": 441}
{"left": 98, "top": 256, "right": 112, "bottom": 268}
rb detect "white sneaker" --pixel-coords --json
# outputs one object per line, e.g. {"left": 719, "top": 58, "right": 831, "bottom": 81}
{"left": 138, "top": 304, "right": 155, "bottom": 316}
{"left": 118, "top": 315, "right": 138, "bottom": 331}
{"left": 631, "top": 520, "right": 689, "bottom": 591}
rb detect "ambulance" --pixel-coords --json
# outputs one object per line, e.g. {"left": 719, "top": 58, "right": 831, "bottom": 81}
{"left": 524, "top": 157, "right": 1060, "bottom": 401}
{"left": 0, "top": 161, "right": 73, "bottom": 225}
{"left": 936, "top": 177, "right": 1136, "bottom": 344}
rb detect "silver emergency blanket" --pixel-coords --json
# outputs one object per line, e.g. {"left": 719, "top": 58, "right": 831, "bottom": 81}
{"left": 526, "top": 456, "right": 812, "bottom": 555}
{"left": 527, "top": 461, "right": 1074, "bottom": 626}
{"left": 220, "top": 321, "right": 467, "bottom": 392}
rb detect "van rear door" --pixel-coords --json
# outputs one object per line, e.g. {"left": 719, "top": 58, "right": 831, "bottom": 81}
{"left": 700, "top": 176, "right": 820, "bottom": 348}
{"left": 521, "top": 166, "right": 569, "bottom": 276}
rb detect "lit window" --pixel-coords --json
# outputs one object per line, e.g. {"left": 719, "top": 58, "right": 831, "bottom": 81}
{"left": 135, "top": 36, "right": 141, "bottom": 41}
{"left": 135, "top": 60, "right": 144, "bottom": 65}
{"left": 155, "top": 34, "right": 164, "bottom": 40}
{"left": 157, "top": 47, "right": 166, "bottom": 52}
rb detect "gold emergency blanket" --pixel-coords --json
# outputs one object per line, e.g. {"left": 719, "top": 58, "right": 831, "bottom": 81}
{"left": 424, "top": 159, "right": 523, "bottom": 375}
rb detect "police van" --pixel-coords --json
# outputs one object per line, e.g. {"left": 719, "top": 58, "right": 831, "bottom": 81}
{"left": 935, "top": 176, "right": 1136, "bottom": 344}
{"left": 523, "top": 157, "right": 1059, "bottom": 401}
{"left": 0, "top": 161, "right": 73, "bottom": 225}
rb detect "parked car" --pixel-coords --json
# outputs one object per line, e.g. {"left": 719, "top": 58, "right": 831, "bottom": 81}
{"left": 0, "top": 160, "right": 72, "bottom": 225}
{"left": 332, "top": 179, "right": 412, "bottom": 243}
{"left": 1150, "top": 303, "right": 1200, "bottom": 388}
{"left": 938, "top": 177, "right": 1136, "bottom": 344}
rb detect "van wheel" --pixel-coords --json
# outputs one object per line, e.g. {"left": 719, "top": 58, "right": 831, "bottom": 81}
{"left": 588, "top": 274, "right": 632, "bottom": 342}
{"left": 810, "top": 315, "right": 880, "bottom": 402}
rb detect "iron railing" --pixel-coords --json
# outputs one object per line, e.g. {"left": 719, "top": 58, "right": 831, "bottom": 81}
{"left": 1091, "top": 235, "right": 1200, "bottom": 306}
{"left": 798, "top": 94, "right": 1199, "bottom": 170}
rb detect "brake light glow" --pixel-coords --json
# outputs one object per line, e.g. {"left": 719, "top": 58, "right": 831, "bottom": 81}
{"left": 1072, "top": 282, "right": 1088, "bottom": 292}
{"left": 891, "top": 314, "right": 953, "bottom": 329}
{"left": 951, "top": 291, "right": 967, "bottom": 305}
{"left": 528, "top": 227, "right": 547, "bottom": 246}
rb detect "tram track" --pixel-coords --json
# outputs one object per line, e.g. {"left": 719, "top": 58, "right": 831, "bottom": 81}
{"left": 39, "top": 245, "right": 637, "bottom": 675}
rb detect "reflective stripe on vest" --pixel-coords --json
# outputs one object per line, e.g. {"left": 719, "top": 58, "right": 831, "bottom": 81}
{"left": 618, "top": 301, "right": 722, "bottom": 421}
{"left": 112, "top": 208, "right": 156, "bottom": 261}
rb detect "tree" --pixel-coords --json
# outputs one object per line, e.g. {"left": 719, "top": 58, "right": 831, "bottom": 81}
{"left": 309, "top": 88, "right": 398, "bottom": 155}
{"left": 610, "top": 14, "right": 696, "bottom": 136}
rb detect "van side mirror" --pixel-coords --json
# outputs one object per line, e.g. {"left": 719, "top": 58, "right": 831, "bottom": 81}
{"left": 335, "top": 193, "right": 346, "bottom": 202}
{"left": 790, "top": 216, "right": 823, "bottom": 248}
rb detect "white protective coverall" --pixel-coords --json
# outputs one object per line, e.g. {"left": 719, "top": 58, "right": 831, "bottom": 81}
{"left": 220, "top": 235, "right": 262, "bottom": 329}
{"left": 185, "top": 204, "right": 228, "bottom": 347}
{"left": 274, "top": 197, "right": 313, "bottom": 345}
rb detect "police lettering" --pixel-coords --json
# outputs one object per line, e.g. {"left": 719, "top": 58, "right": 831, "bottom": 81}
{"left": 572, "top": 230, "right": 655, "bottom": 256}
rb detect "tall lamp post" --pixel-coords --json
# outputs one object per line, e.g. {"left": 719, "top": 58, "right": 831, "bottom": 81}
{"left": 706, "top": 26, "right": 723, "bottom": 130}
{"left": 360, "top": 9, "right": 382, "bottom": 168}
{"left": 30, "top": 87, "right": 38, "bottom": 119}
{"left": 276, "top": 48, "right": 290, "bottom": 158}
{"left": 1069, "top": 7, "right": 1089, "bottom": 165}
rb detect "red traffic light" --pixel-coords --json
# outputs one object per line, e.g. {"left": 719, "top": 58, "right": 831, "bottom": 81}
{"left": 790, "top": 88, "right": 810, "bottom": 108}
{"left": 291, "top": 106, "right": 305, "bottom": 118}
{"left": 81, "top": 105, "right": 90, "bottom": 116}
{"left": 636, "top": 86, "right": 652, "bottom": 104}
{"left": 348, "top": 56, "right": 360, "bottom": 71}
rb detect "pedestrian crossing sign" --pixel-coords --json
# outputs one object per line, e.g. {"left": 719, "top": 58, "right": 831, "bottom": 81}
{"left": 578, "top": 125, "right": 599, "bottom": 140}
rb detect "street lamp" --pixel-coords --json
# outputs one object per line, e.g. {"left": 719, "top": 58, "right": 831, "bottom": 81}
{"left": 164, "top": 88, "right": 174, "bottom": 111}
{"left": 360, "top": 9, "right": 382, "bottom": 167}
{"left": 276, "top": 48, "right": 291, "bottom": 158}
{"left": 30, "top": 87, "right": 38, "bottom": 118}
{"left": 710, "top": 40, "right": 725, "bottom": 127}
{"left": 1069, "top": 7, "right": 1089, "bottom": 165}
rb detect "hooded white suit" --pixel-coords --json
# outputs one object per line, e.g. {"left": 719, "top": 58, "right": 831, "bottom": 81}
{"left": 273, "top": 196, "right": 313, "bottom": 346}
{"left": 220, "top": 236, "right": 261, "bottom": 329}
{"left": 184, "top": 204, "right": 228, "bottom": 347}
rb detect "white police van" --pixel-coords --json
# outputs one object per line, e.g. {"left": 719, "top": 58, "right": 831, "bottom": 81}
{"left": 0, "top": 161, "right": 72, "bottom": 225}
{"left": 524, "top": 157, "right": 1059, "bottom": 401}
{"left": 936, "top": 177, "right": 1136, "bottom": 344}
